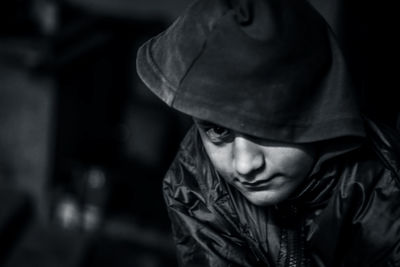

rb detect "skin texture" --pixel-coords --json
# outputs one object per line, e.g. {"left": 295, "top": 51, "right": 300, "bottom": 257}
{"left": 195, "top": 119, "right": 317, "bottom": 206}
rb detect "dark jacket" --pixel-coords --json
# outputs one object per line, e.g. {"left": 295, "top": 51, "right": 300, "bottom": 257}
{"left": 163, "top": 118, "right": 400, "bottom": 267}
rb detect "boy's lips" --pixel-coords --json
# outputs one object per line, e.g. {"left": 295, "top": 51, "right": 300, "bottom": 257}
{"left": 236, "top": 174, "right": 281, "bottom": 190}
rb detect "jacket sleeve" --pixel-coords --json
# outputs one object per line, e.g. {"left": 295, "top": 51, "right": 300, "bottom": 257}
{"left": 162, "top": 150, "right": 262, "bottom": 267}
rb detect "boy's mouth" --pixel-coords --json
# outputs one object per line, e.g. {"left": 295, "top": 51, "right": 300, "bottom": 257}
{"left": 236, "top": 174, "right": 281, "bottom": 190}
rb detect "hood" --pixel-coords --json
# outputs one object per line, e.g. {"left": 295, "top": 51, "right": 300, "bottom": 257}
{"left": 136, "top": 0, "right": 365, "bottom": 143}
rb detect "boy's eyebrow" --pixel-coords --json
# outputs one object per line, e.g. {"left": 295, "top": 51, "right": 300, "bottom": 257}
{"left": 194, "top": 118, "right": 283, "bottom": 145}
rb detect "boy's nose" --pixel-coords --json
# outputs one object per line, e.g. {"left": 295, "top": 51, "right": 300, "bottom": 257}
{"left": 232, "top": 136, "right": 265, "bottom": 177}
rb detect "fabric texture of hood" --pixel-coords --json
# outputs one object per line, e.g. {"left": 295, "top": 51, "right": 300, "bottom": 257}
{"left": 136, "top": 0, "right": 365, "bottom": 143}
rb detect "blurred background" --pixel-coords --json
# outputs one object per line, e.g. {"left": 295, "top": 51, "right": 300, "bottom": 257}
{"left": 0, "top": 1, "right": 191, "bottom": 266}
{"left": 0, "top": 0, "right": 397, "bottom": 266}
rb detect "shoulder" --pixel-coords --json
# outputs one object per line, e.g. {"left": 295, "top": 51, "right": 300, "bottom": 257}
{"left": 162, "top": 126, "right": 228, "bottom": 209}
{"left": 336, "top": 147, "right": 397, "bottom": 196}
{"left": 363, "top": 117, "right": 400, "bottom": 181}
{"left": 310, "top": 129, "right": 400, "bottom": 264}
{"left": 334, "top": 117, "right": 400, "bottom": 194}
{"left": 333, "top": 119, "right": 400, "bottom": 213}
{"left": 324, "top": 119, "right": 400, "bottom": 264}
{"left": 163, "top": 127, "right": 198, "bottom": 191}
{"left": 162, "top": 126, "right": 247, "bottom": 241}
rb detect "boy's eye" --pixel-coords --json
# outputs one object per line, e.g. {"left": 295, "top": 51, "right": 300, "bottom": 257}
{"left": 205, "top": 126, "right": 232, "bottom": 143}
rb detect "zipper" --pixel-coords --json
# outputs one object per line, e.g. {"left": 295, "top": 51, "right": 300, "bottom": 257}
{"left": 277, "top": 205, "right": 310, "bottom": 267}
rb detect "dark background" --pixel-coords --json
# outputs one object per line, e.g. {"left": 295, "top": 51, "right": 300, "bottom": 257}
{"left": 0, "top": 0, "right": 397, "bottom": 266}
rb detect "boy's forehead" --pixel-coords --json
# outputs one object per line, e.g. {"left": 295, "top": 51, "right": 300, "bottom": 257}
{"left": 194, "top": 118, "right": 273, "bottom": 142}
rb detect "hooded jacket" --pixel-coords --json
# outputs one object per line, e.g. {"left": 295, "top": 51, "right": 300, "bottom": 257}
{"left": 163, "top": 119, "right": 400, "bottom": 266}
{"left": 135, "top": 0, "right": 400, "bottom": 265}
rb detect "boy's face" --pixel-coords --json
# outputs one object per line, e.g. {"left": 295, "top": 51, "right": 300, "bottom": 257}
{"left": 195, "top": 119, "right": 316, "bottom": 206}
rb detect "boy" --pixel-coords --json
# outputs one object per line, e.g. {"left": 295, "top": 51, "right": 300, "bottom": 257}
{"left": 136, "top": 0, "right": 400, "bottom": 265}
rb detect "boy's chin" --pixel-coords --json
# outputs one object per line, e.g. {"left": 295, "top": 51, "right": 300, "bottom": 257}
{"left": 242, "top": 190, "right": 293, "bottom": 207}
